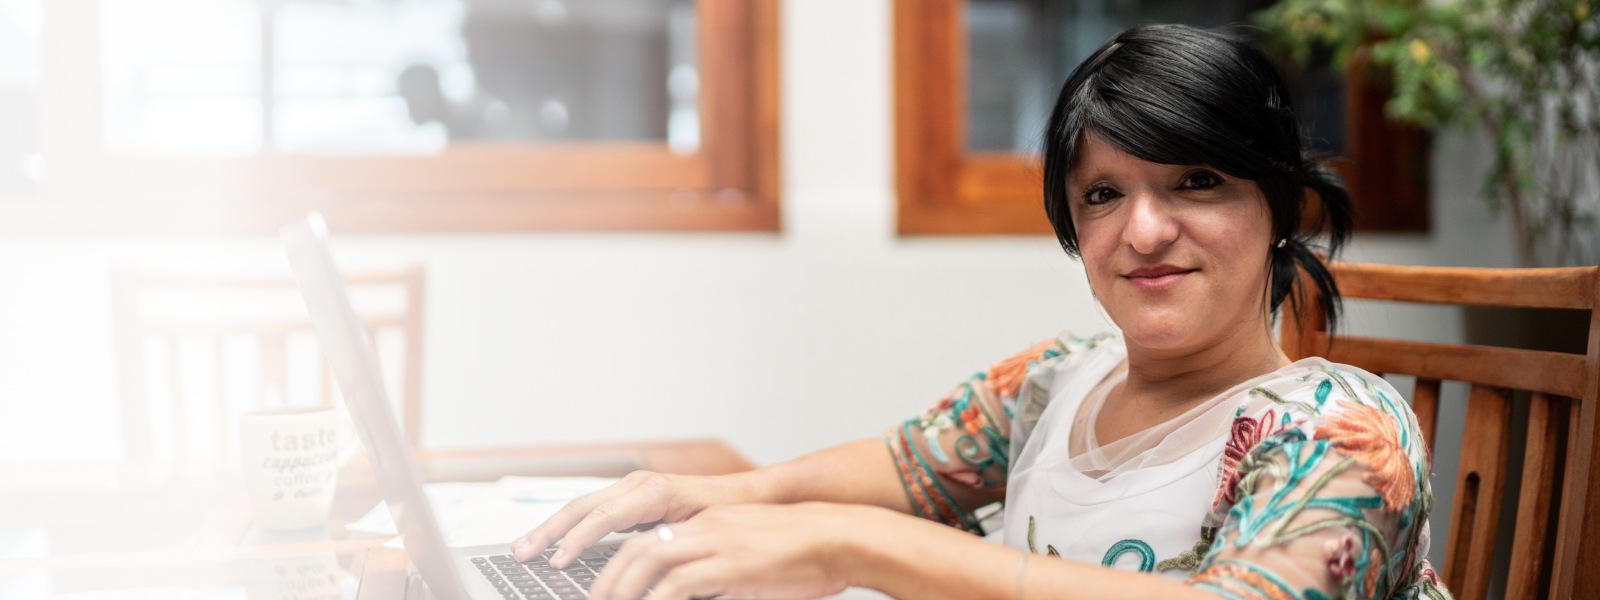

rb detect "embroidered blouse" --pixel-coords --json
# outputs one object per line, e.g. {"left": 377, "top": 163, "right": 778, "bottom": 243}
{"left": 883, "top": 332, "right": 1452, "bottom": 599}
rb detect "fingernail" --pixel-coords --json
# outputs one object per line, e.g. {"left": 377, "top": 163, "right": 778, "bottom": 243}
{"left": 551, "top": 549, "right": 568, "bottom": 566}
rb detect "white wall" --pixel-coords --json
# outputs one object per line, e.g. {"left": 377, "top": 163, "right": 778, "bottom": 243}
{"left": 0, "top": 0, "right": 1513, "bottom": 471}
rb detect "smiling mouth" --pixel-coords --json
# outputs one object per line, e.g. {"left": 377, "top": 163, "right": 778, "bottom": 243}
{"left": 1123, "top": 267, "right": 1196, "bottom": 289}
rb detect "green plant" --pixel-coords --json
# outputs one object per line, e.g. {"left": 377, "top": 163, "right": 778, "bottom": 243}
{"left": 1254, "top": 0, "right": 1600, "bottom": 266}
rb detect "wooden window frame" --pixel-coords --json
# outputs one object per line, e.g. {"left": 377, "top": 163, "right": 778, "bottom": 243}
{"left": 894, "top": 0, "right": 1429, "bottom": 236}
{"left": 8, "top": 0, "right": 780, "bottom": 234}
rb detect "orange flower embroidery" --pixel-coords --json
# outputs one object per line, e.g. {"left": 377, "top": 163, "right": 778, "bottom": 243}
{"left": 1363, "top": 547, "right": 1381, "bottom": 597}
{"left": 985, "top": 340, "right": 1056, "bottom": 398}
{"left": 1189, "top": 563, "right": 1297, "bottom": 600}
{"left": 1315, "top": 400, "right": 1415, "bottom": 512}
{"left": 961, "top": 402, "right": 986, "bottom": 434}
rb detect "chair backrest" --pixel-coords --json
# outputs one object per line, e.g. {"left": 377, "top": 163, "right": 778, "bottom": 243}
{"left": 1280, "top": 262, "right": 1600, "bottom": 599}
{"left": 110, "top": 264, "right": 427, "bottom": 466}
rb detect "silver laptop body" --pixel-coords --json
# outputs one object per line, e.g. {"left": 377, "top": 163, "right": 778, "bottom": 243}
{"left": 283, "top": 213, "right": 620, "bottom": 600}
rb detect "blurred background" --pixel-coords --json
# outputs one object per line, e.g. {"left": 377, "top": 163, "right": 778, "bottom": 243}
{"left": 2, "top": 0, "right": 1592, "bottom": 585}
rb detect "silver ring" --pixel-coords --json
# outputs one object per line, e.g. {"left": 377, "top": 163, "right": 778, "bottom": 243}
{"left": 656, "top": 525, "right": 674, "bottom": 542}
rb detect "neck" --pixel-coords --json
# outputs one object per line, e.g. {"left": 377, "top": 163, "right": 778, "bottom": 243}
{"left": 1119, "top": 321, "right": 1289, "bottom": 414}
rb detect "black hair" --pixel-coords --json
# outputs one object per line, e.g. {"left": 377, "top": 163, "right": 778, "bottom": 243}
{"left": 1041, "top": 23, "right": 1352, "bottom": 333}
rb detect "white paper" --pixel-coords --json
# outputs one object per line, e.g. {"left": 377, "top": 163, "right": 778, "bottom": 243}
{"left": 350, "top": 476, "right": 619, "bottom": 548}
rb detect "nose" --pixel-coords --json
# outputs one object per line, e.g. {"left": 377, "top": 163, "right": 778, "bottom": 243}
{"left": 1123, "top": 192, "right": 1180, "bottom": 254}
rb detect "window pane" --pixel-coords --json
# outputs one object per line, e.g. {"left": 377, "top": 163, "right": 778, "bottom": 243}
{"left": 101, "top": 0, "right": 262, "bottom": 156}
{"left": 965, "top": 0, "right": 1340, "bottom": 155}
{"left": 100, "top": 0, "right": 697, "bottom": 156}
{"left": 0, "top": 0, "right": 41, "bottom": 195}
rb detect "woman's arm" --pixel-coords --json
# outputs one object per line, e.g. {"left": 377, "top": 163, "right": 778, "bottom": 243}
{"left": 514, "top": 435, "right": 1003, "bottom": 566}
{"left": 740, "top": 437, "right": 1004, "bottom": 512}
{"left": 588, "top": 501, "right": 1214, "bottom": 600}
{"left": 514, "top": 339, "right": 1060, "bottom": 564}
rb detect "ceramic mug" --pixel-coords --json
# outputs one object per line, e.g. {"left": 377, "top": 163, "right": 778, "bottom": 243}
{"left": 239, "top": 406, "right": 346, "bottom": 531}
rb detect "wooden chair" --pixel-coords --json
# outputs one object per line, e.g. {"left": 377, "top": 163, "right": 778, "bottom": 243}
{"left": 1281, "top": 262, "right": 1600, "bottom": 599}
{"left": 110, "top": 265, "right": 427, "bottom": 466}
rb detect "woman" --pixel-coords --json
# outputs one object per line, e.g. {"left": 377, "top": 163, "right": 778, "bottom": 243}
{"left": 512, "top": 24, "right": 1449, "bottom": 600}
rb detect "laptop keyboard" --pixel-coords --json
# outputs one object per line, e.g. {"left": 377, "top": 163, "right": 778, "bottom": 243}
{"left": 472, "top": 545, "right": 617, "bottom": 600}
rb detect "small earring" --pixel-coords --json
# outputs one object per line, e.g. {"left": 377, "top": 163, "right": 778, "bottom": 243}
{"left": 1275, "top": 238, "right": 1288, "bottom": 249}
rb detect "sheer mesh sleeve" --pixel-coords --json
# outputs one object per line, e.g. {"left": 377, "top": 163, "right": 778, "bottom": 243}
{"left": 881, "top": 338, "right": 1066, "bottom": 533}
{"left": 1190, "top": 369, "right": 1451, "bottom": 599}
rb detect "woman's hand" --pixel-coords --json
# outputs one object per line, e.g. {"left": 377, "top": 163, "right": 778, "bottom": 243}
{"left": 586, "top": 502, "right": 869, "bottom": 600}
{"left": 511, "top": 471, "right": 757, "bottom": 566}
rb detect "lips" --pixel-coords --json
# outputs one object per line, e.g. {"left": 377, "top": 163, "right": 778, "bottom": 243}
{"left": 1123, "top": 265, "right": 1196, "bottom": 289}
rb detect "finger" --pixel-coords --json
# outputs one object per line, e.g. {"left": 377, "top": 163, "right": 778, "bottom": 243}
{"left": 591, "top": 528, "right": 711, "bottom": 600}
{"left": 550, "top": 497, "right": 674, "bottom": 569}
{"left": 516, "top": 471, "right": 683, "bottom": 563}
{"left": 646, "top": 560, "right": 727, "bottom": 600}
{"left": 513, "top": 478, "right": 644, "bottom": 561}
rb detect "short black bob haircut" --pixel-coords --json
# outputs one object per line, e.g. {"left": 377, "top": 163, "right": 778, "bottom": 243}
{"left": 1042, "top": 24, "right": 1353, "bottom": 333}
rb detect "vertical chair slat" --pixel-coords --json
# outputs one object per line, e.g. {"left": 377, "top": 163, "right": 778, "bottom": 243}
{"left": 111, "top": 266, "right": 152, "bottom": 464}
{"left": 1411, "top": 377, "right": 1440, "bottom": 450}
{"left": 167, "top": 336, "right": 187, "bottom": 461}
{"left": 213, "top": 336, "right": 230, "bottom": 460}
{"left": 1506, "top": 393, "right": 1567, "bottom": 599}
{"left": 1551, "top": 371, "right": 1599, "bottom": 598}
{"left": 321, "top": 351, "right": 335, "bottom": 405}
{"left": 402, "top": 265, "right": 426, "bottom": 448}
{"left": 261, "top": 333, "right": 286, "bottom": 405}
{"left": 1442, "top": 384, "right": 1512, "bottom": 599}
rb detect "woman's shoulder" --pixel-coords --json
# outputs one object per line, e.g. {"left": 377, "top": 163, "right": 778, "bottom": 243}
{"left": 1223, "top": 358, "right": 1433, "bottom": 504}
{"left": 1242, "top": 358, "right": 1420, "bottom": 430}
{"left": 983, "top": 331, "right": 1119, "bottom": 399}
{"left": 1001, "top": 332, "right": 1120, "bottom": 448}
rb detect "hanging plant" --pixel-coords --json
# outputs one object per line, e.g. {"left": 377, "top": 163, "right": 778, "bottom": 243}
{"left": 1255, "top": 0, "right": 1600, "bottom": 266}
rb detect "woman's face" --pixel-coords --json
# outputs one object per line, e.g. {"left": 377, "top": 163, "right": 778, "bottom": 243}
{"left": 1067, "top": 134, "right": 1275, "bottom": 356}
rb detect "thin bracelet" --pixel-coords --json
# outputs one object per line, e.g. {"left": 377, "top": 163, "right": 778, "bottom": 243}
{"left": 1015, "top": 552, "right": 1030, "bottom": 600}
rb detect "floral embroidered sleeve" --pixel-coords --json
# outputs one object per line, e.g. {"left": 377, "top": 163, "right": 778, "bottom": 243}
{"left": 882, "top": 336, "right": 1079, "bottom": 533}
{"left": 1190, "top": 367, "right": 1452, "bottom": 599}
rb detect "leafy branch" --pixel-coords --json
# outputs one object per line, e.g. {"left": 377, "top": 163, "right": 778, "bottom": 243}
{"left": 1254, "top": 0, "right": 1600, "bottom": 266}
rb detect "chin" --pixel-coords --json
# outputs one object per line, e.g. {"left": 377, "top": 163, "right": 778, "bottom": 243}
{"left": 1114, "top": 319, "right": 1198, "bottom": 353}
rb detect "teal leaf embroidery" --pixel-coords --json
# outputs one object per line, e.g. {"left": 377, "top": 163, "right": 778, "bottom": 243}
{"left": 1101, "top": 539, "right": 1156, "bottom": 572}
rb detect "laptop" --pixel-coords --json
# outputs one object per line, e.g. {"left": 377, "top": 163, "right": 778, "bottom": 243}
{"left": 284, "top": 214, "right": 892, "bottom": 600}
{"left": 283, "top": 213, "right": 623, "bottom": 600}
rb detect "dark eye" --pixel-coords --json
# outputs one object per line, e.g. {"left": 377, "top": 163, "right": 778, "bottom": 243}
{"left": 1081, "top": 184, "right": 1121, "bottom": 205}
{"left": 1180, "top": 170, "right": 1224, "bottom": 190}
